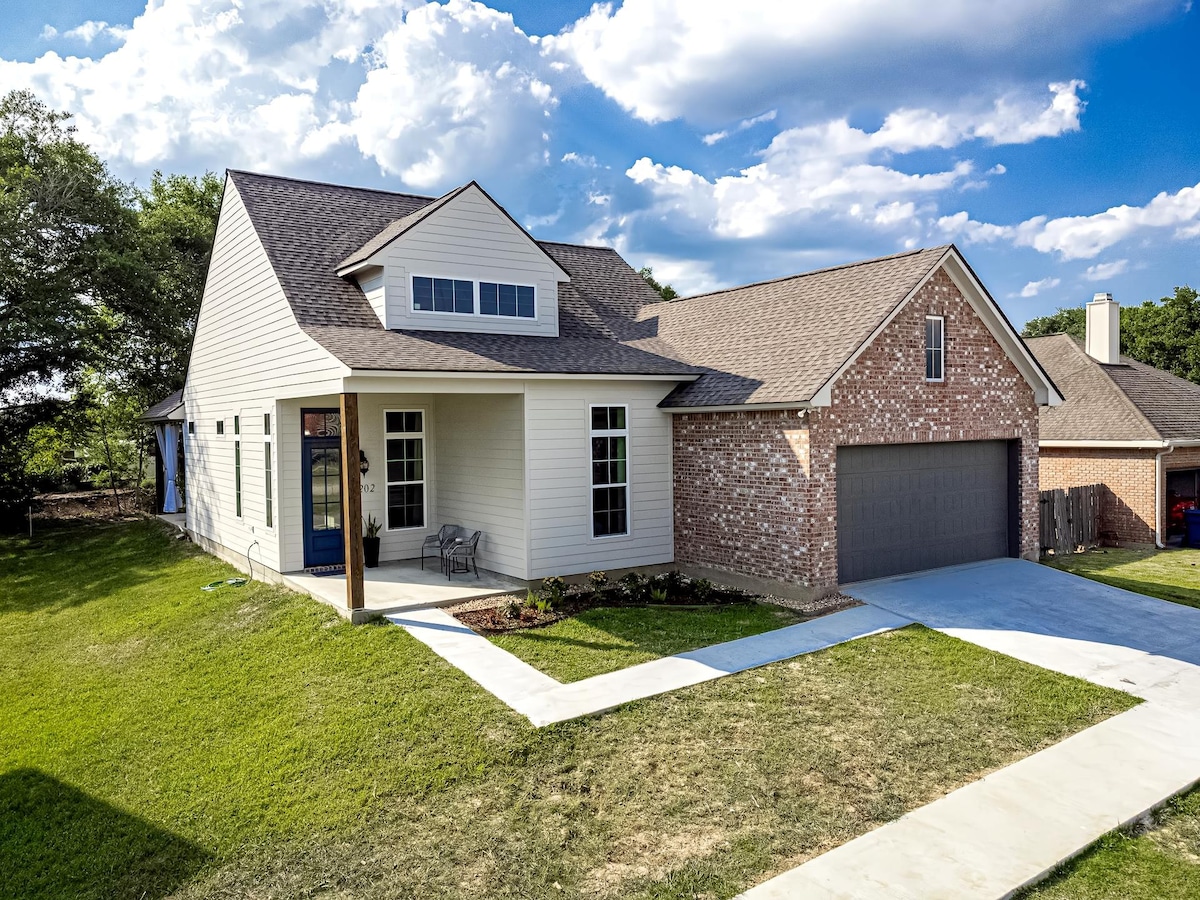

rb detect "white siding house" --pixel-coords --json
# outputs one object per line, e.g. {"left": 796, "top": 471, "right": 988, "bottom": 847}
{"left": 180, "top": 171, "right": 698, "bottom": 613}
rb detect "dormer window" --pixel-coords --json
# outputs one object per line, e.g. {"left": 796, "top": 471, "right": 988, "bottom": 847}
{"left": 411, "top": 275, "right": 536, "bottom": 320}
{"left": 413, "top": 276, "right": 473, "bottom": 314}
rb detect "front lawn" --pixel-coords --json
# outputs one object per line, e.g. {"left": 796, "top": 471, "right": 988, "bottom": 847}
{"left": 1044, "top": 547, "right": 1200, "bottom": 609}
{"left": 1018, "top": 787, "right": 1200, "bottom": 899}
{"left": 488, "top": 603, "right": 804, "bottom": 681}
{"left": 0, "top": 521, "right": 1137, "bottom": 899}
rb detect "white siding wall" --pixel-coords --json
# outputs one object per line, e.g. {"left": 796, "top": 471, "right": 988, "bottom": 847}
{"left": 525, "top": 380, "right": 676, "bottom": 578}
{"left": 357, "top": 267, "right": 386, "bottom": 326}
{"left": 380, "top": 186, "right": 563, "bottom": 336}
{"left": 433, "top": 394, "right": 527, "bottom": 578}
{"left": 183, "top": 180, "right": 346, "bottom": 574}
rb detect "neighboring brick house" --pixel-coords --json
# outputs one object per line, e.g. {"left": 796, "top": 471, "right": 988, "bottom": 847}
{"left": 1027, "top": 295, "right": 1200, "bottom": 547}
{"left": 650, "top": 245, "right": 1060, "bottom": 593}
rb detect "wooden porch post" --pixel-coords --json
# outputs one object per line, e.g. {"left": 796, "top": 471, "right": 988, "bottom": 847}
{"left": 340, "top": 392, "right": 365, "bottom": 612}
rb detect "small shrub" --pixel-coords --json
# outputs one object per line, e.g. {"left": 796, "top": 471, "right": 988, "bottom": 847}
{"left": 617, "top": 572, "right": 647, "bottom": 603}
{"left": 587, "top": 570, "right": 608, "bottom": 592}
{"left": 542, "top": 575, "right": 566, "bottom": 603}
{"left": 503, "top": 600, "right": 521, "bottom": 620}
{"left": 535, "top": 595, "right": 554, "bottom": 613}
{"left": 662, "top": 570, "right": 685, "bottom": 595}
{"left": 692, "top": 578, "right": 714, "bottom": 602}
{"left": 523, "top": 590, "right": 539, "bottom": 610}
{"left": 648, "top": 586, "right": 668, "bottom": 604}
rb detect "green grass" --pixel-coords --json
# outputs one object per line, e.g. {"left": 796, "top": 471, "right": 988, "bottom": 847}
{"left": 488, "top": 603, "right": 804, "bottom": 681}
{"left": 1045, "top": 547, "right": 1200, "bottom": 609}
{"left": 0, "top": 521, "right": 1138, "bottom": 900}
{"left": 1019, "top": 787, "right": 1200, "bottom": 899}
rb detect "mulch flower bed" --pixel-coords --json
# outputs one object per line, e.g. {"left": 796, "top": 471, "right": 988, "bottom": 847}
{"left": 449, "top": 572, "right": 861, "bottom": 635}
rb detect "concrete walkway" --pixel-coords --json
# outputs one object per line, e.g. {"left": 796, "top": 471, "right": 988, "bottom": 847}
{"left": 741, "top": 559, "right": 1200, "bottom": 899}
{"left": 386, "top": 604, "right": 910, "bottom": 727}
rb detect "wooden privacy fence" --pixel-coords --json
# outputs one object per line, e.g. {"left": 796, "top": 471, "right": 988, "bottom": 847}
{"left": 1039, "top": 484, "right": 1101, "bottom": 556}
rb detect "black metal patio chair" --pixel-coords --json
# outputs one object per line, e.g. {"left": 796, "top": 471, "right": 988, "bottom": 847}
{"left": 420, "top": 524, "right": 461, "bottom": 570}
{"left": 445, "top": 530, "right": 481, "bottom": 580}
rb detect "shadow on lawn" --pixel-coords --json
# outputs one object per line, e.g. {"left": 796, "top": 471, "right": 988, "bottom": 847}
{"left": 0, "top": 768, "right": 210, "bottom": 900}
{"left": 1047, "top": 551, "right": 1200, "bottom": 611}
{"left": 0, "top": 521, "right": 195, "bottom": 616}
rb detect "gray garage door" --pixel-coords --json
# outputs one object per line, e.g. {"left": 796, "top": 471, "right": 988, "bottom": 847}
{"left": 837, "top": 441, "right": 1013, "bottom": 583}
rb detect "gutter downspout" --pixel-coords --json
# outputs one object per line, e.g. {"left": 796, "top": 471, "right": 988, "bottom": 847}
{"left": 1155, "top": 443, "right": 1175, "bottom": 549}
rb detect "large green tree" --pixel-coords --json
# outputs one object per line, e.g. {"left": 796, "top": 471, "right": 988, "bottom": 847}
{"left": 1022, "top": 286, "right": 1200, "bottom": 385}
{"left": 0, "top": 91, "right": 221, "bottom": 522}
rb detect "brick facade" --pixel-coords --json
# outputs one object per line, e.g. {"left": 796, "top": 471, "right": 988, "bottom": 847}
{"left": 673, "top": 267, "right": 1040, "bottom": 592}
{"left": 1039, "top": 448, "right": 1157, "bottom": 546}
{"left": 1039, "top": 445, "right": 1200, "bottom": 547}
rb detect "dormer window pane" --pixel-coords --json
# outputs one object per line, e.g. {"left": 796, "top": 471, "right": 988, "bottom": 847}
{"left": 480, "top": 281, "right": 535, "bottom": 319}
{"left": 412, "top": 276, "right": 475, "bottom": 314}
{"left": 499, "top": 283, "right": 517, "bottom": 317}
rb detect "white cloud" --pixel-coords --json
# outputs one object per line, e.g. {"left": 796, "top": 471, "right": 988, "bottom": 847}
{"left": 0, "top": 0, "right": 557, "bottom": 189}
{"left": 988, "top": 163, "right": 1007, "bottom": 175}
{"left": 702, "top": 109, "right": 777, "bottom": 145}
{"left": 1019, "top": 277, "right": 1060, "bottom": 297}
{"left": 348, "top": 1, "right": 557, "bottom": 187}
{"left": 941, "top": 181, "right": 1200, "bottom": 259}
{"left": 624, "top": 84, "right": 1081, "bottom": 241}
{"left": 1083, "top": 259, "right": 1129, "bottom": 281}
{"left": 548, "top": 0, "right": 1174, "bottom": 123}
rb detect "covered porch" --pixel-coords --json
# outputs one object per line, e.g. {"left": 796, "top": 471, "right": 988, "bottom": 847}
{"left": 276, "top": 383, "right": 530, "bottom": 621}
{"left": 283, "top": 557, "right": 523, "bottom": 620}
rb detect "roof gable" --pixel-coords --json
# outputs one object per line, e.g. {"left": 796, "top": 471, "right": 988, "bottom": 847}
{"left": 647, "top": 245, "right": 1059, "bottom": 410}
{"left": 336, "top": 181, "right": 570, "bottom": 281}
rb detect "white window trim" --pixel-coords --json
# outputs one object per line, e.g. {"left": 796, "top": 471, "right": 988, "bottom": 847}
{"left": 409, "top": 273, "right": 539, "bottom": 322}
{"left": 589, "top": 403, "right": 631, "bottom": 540}
{"left": 384, "top": 407, "right": 429, "bottom": 532}
{"left": 925, "top": 315, "right": 945, "bottom": 383}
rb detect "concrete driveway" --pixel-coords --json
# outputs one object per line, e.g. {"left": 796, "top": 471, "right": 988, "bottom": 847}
{"left": 842, "top": 557, "right": 1200, "bottom": 710}
{"left": 741, "top": 557, "right": 1200, "bottom": 899}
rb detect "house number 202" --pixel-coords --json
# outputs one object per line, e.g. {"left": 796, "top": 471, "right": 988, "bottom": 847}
{"left": 361, "top": 483, "right": 375, "bottom": 493}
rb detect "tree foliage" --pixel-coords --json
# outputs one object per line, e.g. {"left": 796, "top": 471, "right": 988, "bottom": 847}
{"left": 638, "top": 266, "right": 679, "bottom": 301}
{"left": 0, "top": 90, "right": 221, "bottom": 523}
{"left": 1022, "top": 287, "right": 1200, "bottom": 385}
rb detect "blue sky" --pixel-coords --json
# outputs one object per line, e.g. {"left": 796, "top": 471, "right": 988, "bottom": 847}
{"left": 2, "top": 1, "right": 1197, "bottom": 327}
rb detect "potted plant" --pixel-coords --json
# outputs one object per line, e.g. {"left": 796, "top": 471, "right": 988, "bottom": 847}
{"left": 363, "top": 514, "right": 382, "bottom": 568}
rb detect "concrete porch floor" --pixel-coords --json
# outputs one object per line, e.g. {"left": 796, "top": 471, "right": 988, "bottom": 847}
{"left": 283, "top": 559, "right": 524, "bottom": 622}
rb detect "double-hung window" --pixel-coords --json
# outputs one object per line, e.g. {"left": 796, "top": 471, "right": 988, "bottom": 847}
{"left": 590, "top": 405, "right": 629, "bottom": 538}
{"left": 925, "top": 315, "right": 945, "bottom": 382}
{"left": 385, "top": 411, "right": 425, "bottom": 530}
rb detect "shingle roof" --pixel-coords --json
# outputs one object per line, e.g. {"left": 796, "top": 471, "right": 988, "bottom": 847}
{"left": 645, "top": 246, "right": 950, "bottom": 407}
{"left": 335, "top": 183, "right": 471, "bottom": 272}
{"left": 139, "top": 389, "right": 184, "bottom": 422}
{"left": 1026, "top": 333, "right": 1200, "bottom": 442}
{"left": 228, "top": 170, "right": 699, "bottom": 378}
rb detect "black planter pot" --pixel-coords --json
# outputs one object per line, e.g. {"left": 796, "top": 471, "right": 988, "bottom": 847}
{"left": 363, "top": 536, "right": 381, "bottom": 569}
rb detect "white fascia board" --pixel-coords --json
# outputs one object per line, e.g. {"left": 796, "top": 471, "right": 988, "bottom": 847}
{"left": 661, "top": 401, "right": 813, "bottom": 415}
{"left": 345, "top": 369, "right": 697, "bottom": 381}
{"left": 1040, "top": 439, "right": 1169, "bottom": 449}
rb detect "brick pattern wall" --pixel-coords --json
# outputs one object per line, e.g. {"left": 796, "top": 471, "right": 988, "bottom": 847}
{"left": 1038, "top": 448, "right": 1157, "bottom": 546}
{"left": 1165, "top": 446, "right": 1200, "bottom": 473}
{"left": 673, "top": 267, "right": 1041, "bottom": 590}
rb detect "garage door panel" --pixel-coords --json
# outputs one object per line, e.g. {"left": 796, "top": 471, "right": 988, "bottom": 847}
{"left": 837, "top": 441, "right": 1011, "bottom": 583}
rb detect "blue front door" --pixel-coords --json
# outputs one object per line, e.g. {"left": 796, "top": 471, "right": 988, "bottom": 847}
{"left": 302, "top": 425, "right": 344, "bottom": 568}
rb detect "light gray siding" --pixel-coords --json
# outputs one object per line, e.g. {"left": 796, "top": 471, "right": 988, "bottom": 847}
{"left": 433, "top": 394, "right": 527, "bottom": 578}
{"left": 183, "top": 179, "right": 346, "bottom": 574}
{"left": 525, "top": 380, "right": 676, "bottom": 578}
{"left": 379, "top": 186, "right": 564, "bottom": 336}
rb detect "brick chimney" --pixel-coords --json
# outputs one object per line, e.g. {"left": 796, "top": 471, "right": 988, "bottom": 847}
{"left": 1085, "top": 292, "right": 1120, "bottom": 364}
